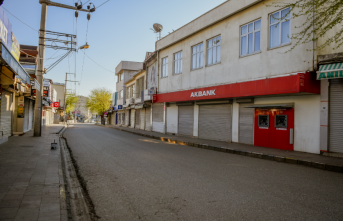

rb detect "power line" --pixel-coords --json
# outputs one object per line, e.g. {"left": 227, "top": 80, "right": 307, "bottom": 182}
{"left": 83, "top": 51, "right": 115, "bottom": 73}
{"left": 2, "top": 7, "right": 38, "bottom": 33}
{"left": 97, "top": 0, "right": 110, "bottom": 9}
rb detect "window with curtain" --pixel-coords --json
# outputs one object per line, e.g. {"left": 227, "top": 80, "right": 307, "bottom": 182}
{"left": 269, "top": 8, "right": 291, "bottom": 48}
{"left": 241, "top": 20, "right": 261, "bottom": 56}
{"left": 192, "top": 43, "right": 203, "bottom": 70}
{"left": 207, "top": 36, "right": 221, "bottom": 65}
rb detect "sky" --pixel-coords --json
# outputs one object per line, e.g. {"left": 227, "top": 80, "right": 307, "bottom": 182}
{"left": 2, "top": 0, "right": 226, "bottom": 97}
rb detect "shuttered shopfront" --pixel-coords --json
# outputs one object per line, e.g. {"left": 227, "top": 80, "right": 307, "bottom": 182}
{"left": 239, "top": 103, "right": 254, "bottom": 145}
{"left": 152, "top": 103, "right": 164, "bottom": 133}
{"left": 145, "top": 107, "right": 151, "bottom": 131}
{"left": 130, "top": 109, "right": 135, "bottom": 127}
{"left": 198, "top": 104, "right": 232, "bottom": 141}
{"left": 125, "top": 110, "right": 130, "bottom": 126}
{"left": 1, "top": 91, "right": 12, "bottom": 139}
{"left": 140, "top": 108, "right": 145, "bottom": 130}
{"left": 329, "top": 78, "right": 343, "bottom": 153}
{"left": 178, "top": 105, "right": 194, "bottom": 137}
{"left": 24, "top": 98, "right": 30, "bottom": 132}
{"left": 135, "top": 109, "right": 140, "bottom": 128}
{"left": 28, "top": 100, "right": 34, "bottom": 130}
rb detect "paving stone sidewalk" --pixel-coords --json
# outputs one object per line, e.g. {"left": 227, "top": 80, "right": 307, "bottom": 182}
{"left": 101, "top": 124, "right": 343, "bottom": 173}
{"left": 0, "top": 125, "right": 67, "bottom": 221}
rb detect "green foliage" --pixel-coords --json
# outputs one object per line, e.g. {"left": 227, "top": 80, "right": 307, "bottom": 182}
{"left": 86, "top": 88, "right": 112, "bottom": 116}
{"left": 66, "top": 93, "right": 79, "bottom": 114}
{"left": 267, "top": 0, "right": 343, "bottom": 51}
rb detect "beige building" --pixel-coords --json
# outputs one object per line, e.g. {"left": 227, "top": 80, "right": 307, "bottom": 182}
{"left": 149, "top": 0, "right": 343, "bottom": 155}
{"left": 75, "top": 96, "right": 92, "bottom": 122}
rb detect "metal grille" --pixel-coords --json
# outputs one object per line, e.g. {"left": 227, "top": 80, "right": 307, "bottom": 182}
{"left": 178, "top": 105, "right": 194, "bottom": 136}
{"left": 1, "top": 92, "right": 12, "bottom": 138}
{"left": 140, "top": 109, "right": 145, "bottom": 130}
{"left": 199, "top": 104, "right": 232, "bottom": 141}
{"left": 239, "top": 104, "right": 254, "bottom": 144}
{"left": 135, "top": 109, "right": 140, "bottom": 128}
{"left": 329, "top": 78, "right": 343, "bottom": 153}
{"left": 145, "top": 107, "right": 151, "bottom": 131}
{"left": 153, "top": 103, "right": 164, "bottom": 122}
{"left": 130, "top": 109, "right": 135, "bottom": 127}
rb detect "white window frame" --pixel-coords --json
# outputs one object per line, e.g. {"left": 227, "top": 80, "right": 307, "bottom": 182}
{"left": 207, "top": 35, "right": 221, "bottom": 66}
{"left": 269, "top": 8, "right": 291, "bottom": 49}
{"left": 120, "top": 73, "right": 124, "bottom": 81}
{"left": 173, "top": 51, "right": 182, "bottom": 75}
{"left": 240, "top": 19, "right": 261, "bottom": 57}
{"left": 162, "top": 57, "right": 168, "bottom": 78}
{"left": 191, "top": 43, "right": 203, "bottom": 70}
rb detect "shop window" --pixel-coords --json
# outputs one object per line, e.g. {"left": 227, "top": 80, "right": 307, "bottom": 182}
{"left": 275, "top": 115, "right": 288, "bottom": 128}
{"left": 258, "top": 115, "right": 269, "bottom": 127}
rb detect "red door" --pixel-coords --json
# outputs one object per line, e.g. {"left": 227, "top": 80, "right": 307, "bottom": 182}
{"left": 254, "top": 108, "right": 294, "bottom": 150}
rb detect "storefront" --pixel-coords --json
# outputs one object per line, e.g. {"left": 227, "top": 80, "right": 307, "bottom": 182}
{"left": 317, "top": 63, "right": 343, "bottom": 154}
{"left": 177, "top": 103, "right": 194, "bottom": 137}
{"left": 238, "top": 102, "right": 255, "bottom": 145}
{"left": 145, "top": 105, "right": 151, "bottom": 131}
{"left": 152, "top": 103, "right": 164, "bottom": 133}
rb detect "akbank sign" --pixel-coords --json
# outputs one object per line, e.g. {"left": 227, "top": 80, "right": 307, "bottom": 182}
{"left": 191, "top": 90, "right": 216, "bottom": 97}
{"left": 0, "top": 7, "right": 12, "bottom": 51}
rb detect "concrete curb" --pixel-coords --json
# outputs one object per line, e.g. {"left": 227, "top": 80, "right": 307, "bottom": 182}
{"left": 59, "top": 127, "right": 93, "bottom": 221}
{"left": 99, "top": 125, "right": 343, "bottom": 174}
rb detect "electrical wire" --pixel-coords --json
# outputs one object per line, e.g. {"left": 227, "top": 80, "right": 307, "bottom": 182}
{"left": 79, "top": 19, "right": 90, "bottom": 85}
{"left": 82, "top": 51, "right": 115, "bottom": 73}
{"left": 46, "top": 50, "right": 72, "bottom": 73}
{"left": 2, "top": 7, "right": 38, "bottom": 33}
{"left": 97, "top": 0, "right": 110, "bottom": 9}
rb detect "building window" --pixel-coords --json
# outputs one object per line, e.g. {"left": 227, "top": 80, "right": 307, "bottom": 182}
{"left": 174, "top": 51, "right": 182, "bottom": 74}
{"left": 126, "top": 86, "right": 130, "bottom": 99}
{"left": 117, "top": 75, "right": 119, "bottom": 83}
{"left": 120, "top": 73, "right": 124, "bottom": 81}
{"left": 207, "top": 36, "right": 221, "bottom": 65}
{"left": 269, "top": 8, "right": 291, "bottom": 48}
{"left": 119, "top": 90, "right": 123, "bottom": 99}
{"left": 136, "top": 77, "right": 144, "bottom": 98}
{"left": 192, "top": 43, "right": 203, "bottom": 70}
{"left": 241, "top": 20, "right": 261, "bottom": 56}
{"left": 162, "top": 57, "right": 168, "bottom": 77}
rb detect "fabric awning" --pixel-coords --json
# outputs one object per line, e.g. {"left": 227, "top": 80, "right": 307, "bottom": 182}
{"left": 244, "top": 103, "right": 294, "bottom": 109}
{"left": 317, "top": 63, "right": 343, "bottom": 80}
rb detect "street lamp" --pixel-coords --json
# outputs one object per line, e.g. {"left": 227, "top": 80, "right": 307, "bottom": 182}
{"left": 79, "top": 42, "right": 89, "bottom": 50}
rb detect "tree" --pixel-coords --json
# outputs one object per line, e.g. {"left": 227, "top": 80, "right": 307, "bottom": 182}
{"left": 66, "top": 93, "right": 79, "bottom": 119}
{"left": 268, "top": 0, "right": 343, "bottom": 52}
{"left": 86, "top": 88, "right": 112, "bottom": 125}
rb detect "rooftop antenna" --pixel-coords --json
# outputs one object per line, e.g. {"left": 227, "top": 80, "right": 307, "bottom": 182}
{"left": 151, "top": 23, "right": 163, "bottom": 41}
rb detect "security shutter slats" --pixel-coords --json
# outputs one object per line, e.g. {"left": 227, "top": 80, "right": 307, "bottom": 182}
{"left": 130, "top": 109, "right": 135, "bottom": 127}
{"left": 178, "top": 106, "right": 194, "bottom": 136}
{"left": 135, "top": 109, "right": 140, "bottom": 128}
{"left": 24, "top": 99, "right": 29, "bottom": 131}
{"left": 239, "top": 104, "right": 254, "bottom": 144}
{"left": 152, "top": 103, "right": 164, "bottom": 133}
{"left": 123, "top": 110, "right": 128, "bottom": 126}
{"left": 28, "top": 100, "right": 33, "bottom": 130}
{"left": 140, "top": 109, "right": 145, "bottom": 130}
{"left": 329, "top": 78, "right": 343, "bottom": 153}
{"left": 1, "top": 92, "right": 12, "bottom": 138}
{"left": 199, "top": 104, "right": 232, "bottom": 141}
{"left": 145, "top": 107, "right": 151, "bottom": 131}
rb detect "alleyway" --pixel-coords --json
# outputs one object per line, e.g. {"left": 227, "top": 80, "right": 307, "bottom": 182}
{"left": 64, "top": 124, "right": 343, "bottom": 221}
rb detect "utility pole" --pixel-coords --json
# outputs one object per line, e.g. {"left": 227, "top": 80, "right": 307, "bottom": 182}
{"left": 64, "top": 73, "right": 74, "bottom": 125}
{"left": 34, "top": 0, "right": 94, "bottom": 136}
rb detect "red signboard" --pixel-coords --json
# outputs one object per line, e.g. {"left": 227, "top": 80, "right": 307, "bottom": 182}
{"left": 43, "top": 90, "right": 48, "bottom": 97}
{"left": 154, "top": 72, "right": 320, "bottom": 103}
{"left": 31, "top": 89, "right": 36, "bottom": 97}
{"left": 54, "top": 102, "right": 59, "bottom": 108}
{"left": 152, "top": 94, "right": 157, "bottom": 103}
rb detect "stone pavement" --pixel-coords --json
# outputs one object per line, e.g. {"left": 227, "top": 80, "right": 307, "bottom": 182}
{"left": 101, "top": 124, "right": 343, "bottom": 173}
{"left": 0, "top": 125, "right": 67, "bottom": 221}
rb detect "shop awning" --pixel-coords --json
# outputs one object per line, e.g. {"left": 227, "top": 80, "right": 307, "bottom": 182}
{"left": 317, "top": 63, "right": 343, "bottom": 80}
{"left": 1, "top": 42, "right": 31, "bottom": 84}
{"left": 244, "top": 103, "right": 294, "bottom": 109}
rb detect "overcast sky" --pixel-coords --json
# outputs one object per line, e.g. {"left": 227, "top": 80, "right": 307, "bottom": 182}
{"left": 3, "top": 0, "right": 225, "bottom": 96}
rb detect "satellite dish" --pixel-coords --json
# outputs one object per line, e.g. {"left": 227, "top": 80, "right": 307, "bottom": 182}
{"left": 153, "top": 23, "right": 163, "bottom": 33}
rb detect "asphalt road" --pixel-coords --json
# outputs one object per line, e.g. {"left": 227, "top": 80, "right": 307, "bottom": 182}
{"left": 64, "top": 124, "right": 343, "bottom": 221}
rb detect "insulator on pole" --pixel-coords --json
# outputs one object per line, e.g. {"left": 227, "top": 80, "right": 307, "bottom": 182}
{"left": 87, "top": 5, "right": 91, "bottom": 10}
{"left": 87, "top": 13, "right": 91, "bottom": 20}
{"left": 75, "top": 11, "right": 79, "bottom": 18}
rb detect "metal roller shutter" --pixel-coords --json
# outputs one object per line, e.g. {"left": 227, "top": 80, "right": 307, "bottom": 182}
{"left": 145, "top": 107, "right": 151, "bottom": 131}
{"left": 130, "top": 109, "right": 135, "bottom": 127}
{"left": 24, "top": 98, "right": 30, "bottom": 131}
{"left": 28, "top": 100, "right": 33, "bottom": 130}
{"left": 1, "top": 92, "right": 12, "bottom": 138}
{"left": 199, "top": 104, "right": 232, "bottom": 141}
{"left": 152, "top": 103, "right": 164, "bottom": 133}
{"left": 140, "top": 109, "right": 145, "bottom": 130}
{"left": 178, "top": 105, "right": 194, "bottom": 137}
{"left": 239, "top": 104, "right": 254, "bottom": 144}
{"left": 329, "top": 78, "right": 343, "bottom": 153}
{"left": 135, "top": 109, "right": 140, "bottom": 128}
{"left": 125, "top": 110, "right": 130, "bottom": 126}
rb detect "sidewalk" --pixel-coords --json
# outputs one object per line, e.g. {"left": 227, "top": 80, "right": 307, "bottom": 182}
{"left": 101, "top": 124, "right": 343, "bottom": 173}
{"left": 0, "top": 125, "right": 67, "bottom": 221}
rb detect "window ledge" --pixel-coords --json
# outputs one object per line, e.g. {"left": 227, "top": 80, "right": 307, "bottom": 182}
{"left": 268, "top": 42, "right": 292, "bottom": 51}
{"left": 191, "top": 67, "right": 203, "bottom": 72}
{"left": 206, "top": 62, "right": 221, "bottom": 67}
{"left": 239, "top": 51, "right": 261, "bottom": 58}
{"left": 161, "top": 76, "right": 168, "bottom": 79}
{"left": 173, "top": 73, "right": 182, "bottom": 75}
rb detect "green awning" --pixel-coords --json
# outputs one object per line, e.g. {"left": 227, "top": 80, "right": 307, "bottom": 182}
{"left": 317, "top": 63, "right": 343, "bottom": 80}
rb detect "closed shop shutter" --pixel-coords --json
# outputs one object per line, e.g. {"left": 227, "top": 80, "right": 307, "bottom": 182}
{"left": 140, "top": 109, "right": 145, "bottom": 130}
{"left": 130, "top": 109, "right": 135, "bottom": 127}
{"left": 145, "top": 107, "right": 151, "bottom": 131}
{"left": 24, "top": 98, "right": 30, "bottom": 131}
{"left": 1, "top": 91, "right": 12, "bottom": 138}
{"left": 152, "top": 103, "right": 164, "bottom": 133}
{"left": 178, "top": 105, "right": 194, "bottom": 137}
{"left": 121, "top": 112, "right": 125, "bottom": 125}
{"left": 329, "top": 78, "right": 343, "bottom": 153}
{"left": 125, "top": 110, "right": 130, "bottom": 126}
{"left": 135, "top": 109, "right": 140, "bottom": 128}
{"left": 239, "top": 103, "right": 254, "bottom": 144}
{"left": 28, "top": 100, "right": 33, "bottom": 130}
{"left": 199, "top": 104, "right": 232, "bottom": 141}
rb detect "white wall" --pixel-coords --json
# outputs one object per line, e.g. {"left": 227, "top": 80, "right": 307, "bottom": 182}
{"left": 193, "top": 105, "right": 199, "bottom": 137}
{"left": 254, "top": 95, "right": 321, "bottom": 154}
{"left": 166, "top": 104, "right": 178, "bottom": 134}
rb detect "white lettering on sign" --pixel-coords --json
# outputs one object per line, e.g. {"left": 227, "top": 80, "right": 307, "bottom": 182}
{"left": 191, "top": 90, "right": 216, "bottom": 98}
{"left": 0, "top": 19, "right": 8, "bottom": 44}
